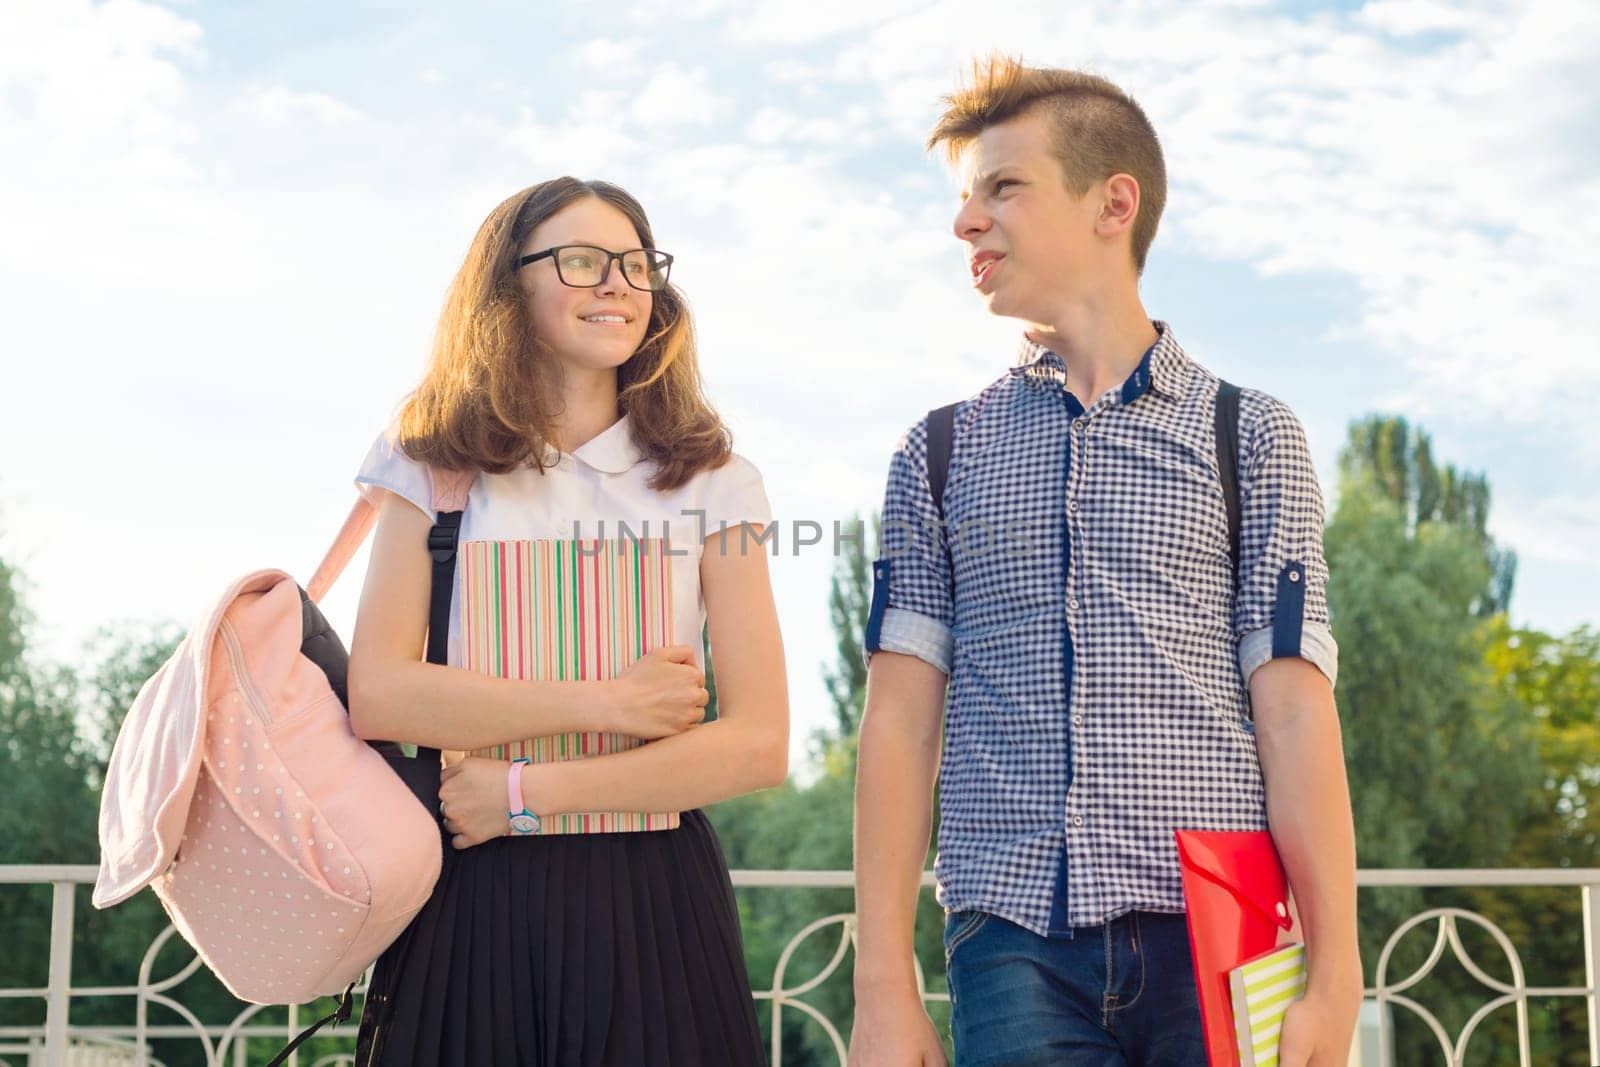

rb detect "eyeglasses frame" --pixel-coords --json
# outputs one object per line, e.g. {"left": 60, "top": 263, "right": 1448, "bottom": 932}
{"left": 516, "top": 244, "right": 675, "bottom": 292}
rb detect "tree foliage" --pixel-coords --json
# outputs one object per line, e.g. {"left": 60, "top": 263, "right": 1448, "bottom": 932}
{"left": 1339, "top": 415, "right": 1516, "bottom": 616}
{"left": 1329, "top": 415, "right": 1595, "bottom": 1064}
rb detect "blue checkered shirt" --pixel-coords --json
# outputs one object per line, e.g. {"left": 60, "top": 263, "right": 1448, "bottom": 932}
{"left": 863, "top": 322, "right": 1338, "bottom": 937}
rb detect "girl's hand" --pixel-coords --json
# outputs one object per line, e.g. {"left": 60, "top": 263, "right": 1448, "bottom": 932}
{"left": 604, "top": 645, "right": 709, "bottom": 739}
{"left": 438, "top": 757, "right": 515, "bottom": 850}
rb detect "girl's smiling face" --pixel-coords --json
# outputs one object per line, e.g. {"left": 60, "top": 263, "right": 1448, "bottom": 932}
{"left": 518, "top": 196, "right": 653, "bottom": 376}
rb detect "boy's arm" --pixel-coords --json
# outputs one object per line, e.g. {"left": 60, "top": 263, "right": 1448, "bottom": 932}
{"left": 849, "top": 649, "right": 949, "bottom": 1066}
{"left": 1252, "top": 657, "right": 1362, "bottom": 1063}
{"left": 850, "top": 412, "right": 955, "bottom": 1066}
{"left": 1230, "top": 393, "right": 1359, "bottom": 1062}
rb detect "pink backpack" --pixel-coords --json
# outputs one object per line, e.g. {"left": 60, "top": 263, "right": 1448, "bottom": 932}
{"left": 93, "top": 468, "right": 474, "bottom": 1015}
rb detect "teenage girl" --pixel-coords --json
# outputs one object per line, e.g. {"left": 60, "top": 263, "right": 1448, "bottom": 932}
{"left": 346, "top": 177, "right": 787, "bottom": 1066}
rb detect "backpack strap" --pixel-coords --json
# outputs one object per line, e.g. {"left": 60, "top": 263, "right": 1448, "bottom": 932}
{"left": 424, "top": 511, "right": 463, "bottom": 669}
{"left": 417, "top": 469, "right": 474, "bottom": 771}
{"left": 264, "top": 984, "right": 356, "bottom": 1067}
{"left": 305, "top": 467, "right": 477, "bottom": 604}
{"left": 428, "top": 467, "right": 475, "bottom": 513}
{"left": 926, "top": 402, "right": 959, "bottom": 521}
{"left": 309, "top": 465, "right": 474, "bottom": 769}
{"left": 1214, "top": 380, "right": 1243, "bottom": 588}
{"left": 305, "top": 500, "right": 379, "bottom": 604}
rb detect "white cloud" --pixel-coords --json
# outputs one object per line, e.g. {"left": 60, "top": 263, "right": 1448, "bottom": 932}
{"left": 505, "top": 94, "right": 646, "bottom": 173}
{"left": 744, "top": 104, "right": 873, "bottom": 147}
{"left": 1140, "top": 2, "right": 1599, "bottom": 426}
{"left": 623, "top": 0, "right": 732, "bottom": 24}
{"left": 762, "top": 58, "right": 831, "bottom": 86}
{"left": 247, "top": 86, "right": 364, "bottom": 124}
{"left": 1357, "top": 0, "right": 1490, "bottom": 36}
{"left": 1490, "top": 493, "right": 1600, "bottom": 567}
{"left": 631, "top": 65, "right": 730, "bottom": 125}
{"left": 572, "top": 37, "right": 643, "bottom": 69}
{"left": 724, "top": 0, "right": 923, "bottom": 44}
{"left": 0, "top": 0, "right": 201, "bottom": 177}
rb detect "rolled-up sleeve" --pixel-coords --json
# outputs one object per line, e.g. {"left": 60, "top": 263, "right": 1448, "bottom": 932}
{"left": 1233, "top": 395, "right": 1339, "bottom": 688}
{"left": 863, "top": 418, "right": 955, "bottom": 675}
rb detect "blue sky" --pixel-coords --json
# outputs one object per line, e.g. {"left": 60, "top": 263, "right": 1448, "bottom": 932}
{"left": 2, "top": 0, "right": 1596, "bottom": 768}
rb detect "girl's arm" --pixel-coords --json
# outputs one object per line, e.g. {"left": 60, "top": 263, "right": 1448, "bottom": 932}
{"left": 347, "top": 490, "right": 706, "bottom": 750}
{"left": 516, "top": 523, "right": 791, "bottom": 814}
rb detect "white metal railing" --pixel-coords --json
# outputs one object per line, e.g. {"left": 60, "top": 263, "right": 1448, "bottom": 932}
{"left": 2, "top": 866, "right": 1597, "bottom": 1066}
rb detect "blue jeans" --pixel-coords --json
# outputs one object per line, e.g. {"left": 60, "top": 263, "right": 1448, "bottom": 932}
{"left": 943, "top": 908, "right": 1206, "bottom": 1066}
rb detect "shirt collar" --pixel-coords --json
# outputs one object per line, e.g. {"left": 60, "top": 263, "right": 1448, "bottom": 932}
{"left": 1011, "top": 320, "right": 1192, "bottom": 403}
{"left": 539, "top": 412, "right": 644, "bottom": 473}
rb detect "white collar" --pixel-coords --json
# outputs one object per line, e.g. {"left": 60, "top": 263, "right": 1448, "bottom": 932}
{"left": 541, "top": 413, "right": 643, "bottom": 474}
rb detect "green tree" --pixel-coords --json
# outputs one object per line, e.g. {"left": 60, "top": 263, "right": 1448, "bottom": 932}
{"left": 1328, "top": 417, "right": 1552, "bottom": 1064}
{"left": 81, "top": 620, "right": 184, "bottom": 784}
{"left": 1477, "top": 622, "right": 1600, "bottom": 1064}
{"left": 1327, "top": 482, "right": 1537, "bottom": 874}
{"left": 1339, "top": 415, "right": 1517, "bottom": 616}
{"left": 1487, "top": 623, "right": 1600, "bottom": 863}
{"left": 0, "top": 556, "right": 102, "bottom": 1026}
{"left": 820, "top": 513, "right": 877, "bottom": 747}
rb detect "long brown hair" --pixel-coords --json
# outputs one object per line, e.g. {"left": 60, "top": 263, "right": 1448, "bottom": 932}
{"left": 927, "top": 55, "right": 1167, "bottom": 275}
{"left": 395, "top": 177, "right": 732, "bottom": 491}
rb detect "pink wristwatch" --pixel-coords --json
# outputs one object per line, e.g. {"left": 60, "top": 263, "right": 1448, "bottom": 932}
{"left": 507, "top": 758, "right": 541, "bottom": 835}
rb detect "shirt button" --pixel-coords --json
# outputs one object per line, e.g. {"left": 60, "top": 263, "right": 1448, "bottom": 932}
{"left": 1067, "top": 498, "right": 1078, "bottom": 513}
{"left": 1072, "top": 714, "right": 1083, "bottom": 727}
{"left": 1289, "top": 569, "right": 1301, "bottom": 582}
{"left": 1068, "top": 598, "right": 1081, "bottom": 611}
{"left": 1072, "top": 815, "right": 1085, "bottom": 827}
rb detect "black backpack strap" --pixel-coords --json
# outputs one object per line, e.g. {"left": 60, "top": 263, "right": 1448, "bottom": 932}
{"left": 1214, "top": 381, "right": 1242, "bottom": 588}
{"left": 926, "top": 402, "right": 959, "bottom": 522}
{"left": 425, "top": 511, "right": 463, "bottom": 666}
{"left": 418, "top": 509, "right": 464, "bottom": 767}
{"left": 264, "top": 982, "right": 356, "bottom": 1067}
{"left": 369, "top": 510, "right": 462, "bottom": 825}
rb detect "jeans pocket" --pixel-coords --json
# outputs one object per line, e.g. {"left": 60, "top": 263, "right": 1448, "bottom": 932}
{"left": 942, "top": 909, "right": 991, "bottom": 966}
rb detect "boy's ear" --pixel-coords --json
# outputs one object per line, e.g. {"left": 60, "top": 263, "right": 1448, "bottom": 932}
{"left": 1099, "top": 173, "right": 1142, "bottom": 232}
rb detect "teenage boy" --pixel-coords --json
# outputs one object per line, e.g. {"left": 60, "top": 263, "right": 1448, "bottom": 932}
{"left": 848, "top": 57, "right": 1361, "bottom": 1067}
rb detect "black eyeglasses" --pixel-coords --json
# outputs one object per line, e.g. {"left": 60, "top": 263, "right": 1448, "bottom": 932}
{"left": 516, "top": 245, "right": 674, "bottom": 292}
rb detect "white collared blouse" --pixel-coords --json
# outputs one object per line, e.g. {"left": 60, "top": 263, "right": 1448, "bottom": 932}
{"left": 354, "top": 412, "right": 772, "bottom": 674}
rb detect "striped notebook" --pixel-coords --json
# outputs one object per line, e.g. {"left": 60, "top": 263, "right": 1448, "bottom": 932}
{"left": 1229, "top": 942, "right": 1306, "bottom": 1067}
{"left": 459, "top": 538, "right": 679, "bottom": 833}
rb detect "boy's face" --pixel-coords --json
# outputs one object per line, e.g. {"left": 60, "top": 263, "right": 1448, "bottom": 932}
{"left": 952, "top": 110, "right": 1107, "bottom": 323}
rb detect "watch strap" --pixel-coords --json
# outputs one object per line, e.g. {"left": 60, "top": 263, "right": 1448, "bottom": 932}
{"left": 507, "top": 758, "right": 528, "bottom": 818}
{"left": 507, "top": 758, "right": 541, "bottom": 834}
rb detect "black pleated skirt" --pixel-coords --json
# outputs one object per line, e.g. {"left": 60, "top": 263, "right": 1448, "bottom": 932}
{"left": 353, "top": 809, "right": 766, "bottom": 1066}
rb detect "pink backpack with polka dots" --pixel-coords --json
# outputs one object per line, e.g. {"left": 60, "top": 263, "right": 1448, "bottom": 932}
{"left": 92, "top": 469, "right": 474, "bottom": 1014}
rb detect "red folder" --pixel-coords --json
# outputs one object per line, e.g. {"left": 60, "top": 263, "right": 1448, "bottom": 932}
{"left": 1175, "top": 830, "right": 1297, "bottom": 1067}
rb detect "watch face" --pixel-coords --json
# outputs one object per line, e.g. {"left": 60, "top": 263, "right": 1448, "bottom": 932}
{"left": 509, "top": 813, "right": 541, "bottom": 835}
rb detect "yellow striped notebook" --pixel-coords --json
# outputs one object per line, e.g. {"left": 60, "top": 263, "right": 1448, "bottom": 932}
{"left": 1229, "top": 942, "right": 1306, "bottom": 1067}
{"left": 459, "top": 538, "right": 680, "bottom": 834}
